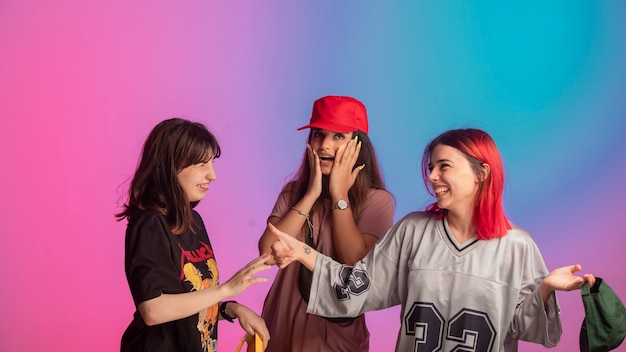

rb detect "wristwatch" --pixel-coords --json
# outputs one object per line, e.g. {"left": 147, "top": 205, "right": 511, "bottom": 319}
{"left": 332, "top": 199, "right": 350, "bottom": 210}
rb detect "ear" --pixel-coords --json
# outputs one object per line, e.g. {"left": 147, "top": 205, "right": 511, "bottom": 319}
{"left": 479, "top": 163, "right": 491, "bottom": 182}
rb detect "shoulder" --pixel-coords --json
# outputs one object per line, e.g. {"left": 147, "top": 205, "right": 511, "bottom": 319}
{"left": 281, "top": 181, "right": 299, "bottom": 196}
{"left": 373, "top": 211, "right": 436, "bottom": 251}
{"left": 125, "top": 209, "right": 172, "bottom": 245}
{"left": 366, "top": 188, "right": 394, "bottom": 204}
{"left": 496, "top": 224, "right": 542, "bottom": 252}
{"left": 128, "top": 208, "right": 167, "bottom": 229}
{"left": 360, "top": 189, "right": 395, "bottom": 222}
{"left": 362, "top": 189, "right": 394, "bottom": 212}
{"left": 502, "top": 224, "right": 534, "bottom": 243}
{"left": 398, "top": 211, "right": 434, "bottom": 223}
{"left": 389, "top": 211, "right": 437, "bottom": 235}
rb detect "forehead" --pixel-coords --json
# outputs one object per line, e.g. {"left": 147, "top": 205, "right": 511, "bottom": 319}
{"left": 429, "top": 144, "right": 465, "bottom": 163}
{"left": 189, "top": 147, "right": 215, "bottom": 161}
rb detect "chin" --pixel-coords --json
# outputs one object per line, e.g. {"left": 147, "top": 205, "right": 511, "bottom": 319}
{"left": 192, "top": 195, "right": 207, "bottom": 202}
{"left": 436, "top": 200, "right": 449, "bottom": 209}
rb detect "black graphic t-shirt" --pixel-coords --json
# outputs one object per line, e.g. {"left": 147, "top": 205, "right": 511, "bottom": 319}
{"left": 121, "top": 209, "right": 219, "bottom": 352}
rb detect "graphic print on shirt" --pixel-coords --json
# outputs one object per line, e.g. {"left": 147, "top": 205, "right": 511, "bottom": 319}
{"left": 404, "top": 302, "right": 496, "bottom": 352}
{"left": 333, "top": 266, "right": 372, "bottom": 300}
{"left": 331, "top": 264, "right": 498, "bottom": 351}
{"left": 181, "top": 241, "right": 218, "bottom": 352}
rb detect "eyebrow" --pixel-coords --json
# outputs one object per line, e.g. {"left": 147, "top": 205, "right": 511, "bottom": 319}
{"left": 312, "top": 129, "right": 350, "bottom": 136}
{"left": 431, "top": 158, "right": 453, "bottom": 164}
{"left": 311, "top": 128, "right": 329, "bottom": 134}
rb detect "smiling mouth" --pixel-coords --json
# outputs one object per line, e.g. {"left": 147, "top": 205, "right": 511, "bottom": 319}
{"left": 434, "top": 187, "right": 449, "bottom": 196}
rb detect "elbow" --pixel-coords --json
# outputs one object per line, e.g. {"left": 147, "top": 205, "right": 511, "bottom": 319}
{"left": 258, "top": 237, "right": 267, "bottom": 256}
{"left": 338, "top": 248, "right": 368, "bottom": 266}
{"left": 138, "top": 301, "right": 165, "bottom": 326}
{"left": 258, "top": 230, "right": 273, "bottom": 255}
{"left": 259, "top": 242, "right": 277, "bottom": 265}
{"left": 337, "top": 254, "right": 359, "bottom": 266}
{"left": 142, "top": 316, "right": 160, "bottom": 326}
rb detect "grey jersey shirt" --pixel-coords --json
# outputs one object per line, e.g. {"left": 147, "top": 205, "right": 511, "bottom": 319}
{"left": 307, "top": 212, "right": 561, "bottom": 352}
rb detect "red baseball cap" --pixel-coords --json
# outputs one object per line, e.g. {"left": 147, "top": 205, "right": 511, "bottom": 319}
{"left": 297, "top": 96, "right": 368, "bottom": 133}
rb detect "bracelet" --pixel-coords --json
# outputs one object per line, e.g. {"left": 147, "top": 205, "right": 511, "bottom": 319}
{"left": 219, "top": 300, "right": 238, "bottom": 323}
{"left": 291, "top": 206, "right": 309, "bottom": 219}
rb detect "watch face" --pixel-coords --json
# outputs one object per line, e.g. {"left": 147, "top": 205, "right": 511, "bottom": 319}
{"left": 337, "top": 199, "right": 348, "bottom": 209}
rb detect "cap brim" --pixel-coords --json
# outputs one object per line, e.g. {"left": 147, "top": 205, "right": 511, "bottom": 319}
{"left": 296, "top": 124, "right": 313, "bottom": 131}
{"left": 296, "top": 122, "right": 358, "bottom": 133}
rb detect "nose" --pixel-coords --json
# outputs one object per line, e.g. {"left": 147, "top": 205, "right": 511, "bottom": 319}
{"left": 319, "top": 135, "right": 334, "bottom": 150}
{"left": 207, "top": 163, "right": 217, "bottom": 181}
{"left": 427, "top": 169, "right": 438, "bottom": 183}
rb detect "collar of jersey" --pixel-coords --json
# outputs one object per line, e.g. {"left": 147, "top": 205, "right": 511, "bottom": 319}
{"left": 442, "top": 216, "right": 479, "bottom": 253}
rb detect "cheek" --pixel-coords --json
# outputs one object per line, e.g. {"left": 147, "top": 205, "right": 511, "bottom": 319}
{"left": 177, "top": 173, "right": 194, "bottom": 191}
{"left": 336, "top": 140, "right": 350, "bottom": 149}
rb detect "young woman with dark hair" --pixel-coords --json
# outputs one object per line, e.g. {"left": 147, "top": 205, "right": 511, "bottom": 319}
{"left": 269, "top": 128, "right": 595, "bottom": 351}
{"left": 118, "top": 118, "right": 271, "bottom": 352}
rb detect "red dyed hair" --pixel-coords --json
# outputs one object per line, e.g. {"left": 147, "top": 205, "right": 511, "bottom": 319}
{"left": 421, "top": 128, "right": 511, "bottom": 240}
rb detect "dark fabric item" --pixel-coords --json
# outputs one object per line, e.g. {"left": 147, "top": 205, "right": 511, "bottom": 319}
{"left": 297, "top": 227, "right": 356, "bottom": 324}
{"left": 580, "top": 278, "right": 626, "bottom": 352}
{"left": 121, "top": 209, "right": 219, "bottom": 352}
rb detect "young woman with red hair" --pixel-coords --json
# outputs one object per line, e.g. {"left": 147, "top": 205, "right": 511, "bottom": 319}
{"left": 268, "top": 128, "right": 595, "bottom": 351}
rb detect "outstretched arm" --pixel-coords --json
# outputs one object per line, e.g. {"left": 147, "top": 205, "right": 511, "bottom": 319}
{"left": 268, "top": 222, "right": 318, "bottom": 271}
{"left": 539, "top": 264, "right": 596, "bottom": 305}
{"left": 137, "top": 254, "right": 271, "bottom": 326}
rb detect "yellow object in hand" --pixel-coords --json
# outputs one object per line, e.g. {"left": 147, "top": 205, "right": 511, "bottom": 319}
{"left": 235, "top": 332, "right": 262, "bottom": 352}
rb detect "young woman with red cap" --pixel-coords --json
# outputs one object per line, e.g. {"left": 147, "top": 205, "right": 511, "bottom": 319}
{"left": 268, "top": 128, "right": 595, "bottom": 351}
{"left": 258, "top": 96, "right": 395, "bottom": 351}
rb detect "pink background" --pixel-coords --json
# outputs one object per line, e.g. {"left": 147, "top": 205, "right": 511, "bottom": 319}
{"left": 1, "top": 2, "right": 625, "bottom": 351}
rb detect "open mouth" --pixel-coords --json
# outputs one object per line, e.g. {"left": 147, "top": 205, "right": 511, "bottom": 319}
{"left": 319, "top": 155, "right": 335, "bottom": 162}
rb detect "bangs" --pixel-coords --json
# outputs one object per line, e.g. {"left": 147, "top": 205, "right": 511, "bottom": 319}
{"left": 177, "top": 127, "right": 221, "bottom": 168}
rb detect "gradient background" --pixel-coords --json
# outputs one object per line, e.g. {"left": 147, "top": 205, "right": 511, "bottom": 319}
{"left": 1, "top": 1, "right": 625, "bottom": 351}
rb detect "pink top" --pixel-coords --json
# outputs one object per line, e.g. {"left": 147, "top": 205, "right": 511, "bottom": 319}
{"left": 261, "top": 189, "right": 394, "bottom": 352}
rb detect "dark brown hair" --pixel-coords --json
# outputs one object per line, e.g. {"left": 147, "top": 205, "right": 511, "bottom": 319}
{"left": 116, "top": 118, "right": 221, "bottom": 234}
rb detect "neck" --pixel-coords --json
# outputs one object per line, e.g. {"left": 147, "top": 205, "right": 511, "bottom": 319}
{"left": 445, "top": 211, "right": 475, "bottom": 244}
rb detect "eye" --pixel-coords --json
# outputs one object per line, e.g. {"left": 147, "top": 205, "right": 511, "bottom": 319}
{"left": 334, "top": 133, "right": 346, "bottom": 140}
{"left": 197, "top": 158, "right": 212, "bottom": 167}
